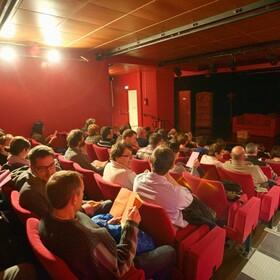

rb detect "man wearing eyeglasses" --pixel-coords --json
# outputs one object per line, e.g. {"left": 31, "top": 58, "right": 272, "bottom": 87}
{"left": 19, "top": 145, "right": 109, "bottom": 218}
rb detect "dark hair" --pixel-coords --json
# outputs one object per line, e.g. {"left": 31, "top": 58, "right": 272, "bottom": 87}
{"left": 47, "top": 171, "right": 83, "bottom": 209}
{"left": 66, "top": 129, "right": 84, "bottom": 148}
{"left": 122, "top": 129, "right": 136, "bottom": 139}
{"left": 110, "top": 142, "right": 133, "bottom": 161}
{"left": 5, "top": 136, "right": 30, "bottom": 156}
{"left": 148, "top": 133, "right": 163, "bottom": 146}
{"left": 151, "top": 146, "right": 174, "bottom": 175}
{"left": 28, "top": 145, "right": 55, "bottom": 166}
{"left": 168, "top": 142, "right": 180, "bottom": 153}
{"left": 195, "top": 136, "right": 208, "bottom": 147}
{"left": 157, "top": 129, "right": 168, "bottom": 141}
{"left": 208, "top": 143, "right": 225, "bottom": 157}
{"left": 175, "top": 133, "right": 188, "bottom": 145}
{"left": 31, "top": 121, "right": 44, "bottom": 136}
{"left": 270, "top": 145, "right": 280, "bottom": 158}
{"left": 100, "top": 126, "right": 112, "bottom": 140}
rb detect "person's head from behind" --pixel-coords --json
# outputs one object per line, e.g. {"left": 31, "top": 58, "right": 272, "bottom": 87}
{"left": 151, "top": 146, "right": 174, "bottom": 175}
{"left": 208, "top": 143, "right": 225, "bottom": 159}
{"left": 245, "top": 143, "right": 258, "bottom": 156}
{"left": 6, "top": 136, "right": 31, "bottom": 159}
{"left": 157, "top": 128, "right": 168, "bottom": 141}
{"left": 47, "top": 171, "right": 84, "bottom": 213}
{"left": 149, "top": 133, "right": 163, "bottom": 147}
{"left": 195, "top": 136, "right": 207, "bottom": 148}
{"left": 31, "top": 121, "right": 44, "bottom": 136}
{"left": 0, "top": 134, "right": 13, "bottom": 151}
{"left": 67, "top": 129, "right": 85, "bottom": 149}
{"left": 231, "top": 146, "right": 246, "bottom": 161}
{"left": 110, "top": 141, "right": 133, "bottom": 168}
{"left": 122, "top": 129, "right": 137, "bottom": 145}
{"left": 29, "top": 145, "right": 56, "bottom": 182}
{"left": 100, "top": 126, "right": 113, "bottom": 140}
{"left": 85, "top": 118, "right": 96, "bottom": 128}
{"left": 87, "top": 124, "right": 99, "bottom": 136}
{"left": 168, "top": 142, "right": 180, "bottom": 161}
{"left": 176, "top": 133, "right": 188, "bottom": 146}
{"left": 270, "top": 145, "right": 280, "bottom": 158}
{"left": 136, "top": 126, "right": 147, "bottom": 139}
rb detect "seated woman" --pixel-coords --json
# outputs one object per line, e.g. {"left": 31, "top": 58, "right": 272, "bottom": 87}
{"left": 2, "top": 136, "right": 30, "bottom": 171}
{"left": 0, "top": 134, "right": 13, "bottom": 166}
{"left": 30, "top": 121, "right": 57, "bottom": 146}
{"left": 81, "top": 117, "right": 96, "bottom": 134}
{"left": 200, "top": 142, "right": 225, "bottom": 167}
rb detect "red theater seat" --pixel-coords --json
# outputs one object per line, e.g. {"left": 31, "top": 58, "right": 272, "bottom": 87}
{"left": 93, "top": 144, "right": 110, "bottom": 161}
{"left": 199, "top": 163, "right": 221, "bottom": 181}
{"left": 85, "top": 143, "right": 98, "bottom": 162}
{"left": 57, "top": 154, "right": 75, "bottom": 171}
{"left": 130, "top": 158, "right": 151, "bottom": 174}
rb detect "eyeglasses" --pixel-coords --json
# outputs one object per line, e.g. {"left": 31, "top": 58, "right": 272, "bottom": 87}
{"left": 121, "top": 154, "right": 133, "bottom": 158}
{"left": 35, "top": 162, "right": 56, "bottom": 172}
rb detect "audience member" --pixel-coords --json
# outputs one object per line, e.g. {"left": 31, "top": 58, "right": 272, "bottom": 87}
{"left": 19, "top": 145, "right": 109, "bottom": 218}
{"left": 175, "top": 132, "right": 191, "bottom": 155}
{"left": 193, "top": 135, "right": 208, "bottom": 155}
{"left": 257, "top": 143, "right": 271, "bottom": 159}
{"left": 136, "top": 126, "right": 148, "bottom": 147}
{"left": 30, "top": 121, "right": 57, "bottom": 146}
{"left": 97, "top": 126, "right": 115, "bottom": 148}
{"left": 266, "top": 145, "right": 280, "bottom": 164}
{"left": 81, "top": 118, "right": 96, "bottom": 133}
{"left": 64, "top": 129, "right": 104, "bottom": 173}
{"left": 167, "top": 128, "right": 177, "bottom": 142}
{"left": 103, "top": 142, "right": 136, "bottom": 190}
{"left": 200, "top": 143, "right": 225, "bottom": 168}
{"left": 134, "top": 146, "right": 193, "bottom": 228}
{"left": 0, "top": 134, "right": 13, "bottom": 165}
{"left": 157, "top": 128, "right": 169, "bottom": 143}
{"left": 121, "top": 129, "right": 140, "bottom": 154}
{"left": 223, "top": 146, "right": 268, "bottom": 192}
{"left": 85, "top": 124, "right": 101, "bottom": 144}
{"left": 1, "top": 136, "right": 30, "bottom": 171}
{"left": 136, "top": 133, "right": 163, "bottom": 160}
{"left": 39, "top": 170, "right": 176, "bottom": 279}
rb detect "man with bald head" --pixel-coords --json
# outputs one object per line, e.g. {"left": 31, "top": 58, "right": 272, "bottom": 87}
{"left": 223, "top": 145, "right": 268, "bottom": 192}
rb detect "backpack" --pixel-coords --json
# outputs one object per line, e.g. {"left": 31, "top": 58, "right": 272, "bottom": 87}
{"left": 221, "top": 179, "right": 243, "bottom": 202}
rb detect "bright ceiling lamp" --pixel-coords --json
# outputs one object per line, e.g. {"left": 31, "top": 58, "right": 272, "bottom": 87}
{"left": 0, "top": 23, "right": 15, "bottom": 38}
{"left": 0, "top": 46, "right": 16, "bottom": 61}
{"left": 46, "top": 50, "right": 61, "bottom": 63}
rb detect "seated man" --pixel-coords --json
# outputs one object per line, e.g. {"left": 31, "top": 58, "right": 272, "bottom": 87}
{"left": 64, "top": 129, "right": 105, "bottom": 173}
{"left": 39, "top": 170, "right": 176, "bottom": 279}
{"left": 223, "top": 145, "right": 269, "bottom": 192}
{"left": 134, "top": 146, "right": 193, "bottom": 229}
{"left": 19, "top": 145, "right": 111, "bottom": 218}
{"left": 97, "top": 126, "right": 115, "bottom": 148}
{"left": 245, "top": 142, "right": 278, "bottom": 180}
{"left": 103, "top": 142, "right": 136, "bottom": 190}
{"left": 136, "top": 126, "right": 148, "bottom": 147}
{"left": 121, "top": 129, "right": 140, "bottom": 154}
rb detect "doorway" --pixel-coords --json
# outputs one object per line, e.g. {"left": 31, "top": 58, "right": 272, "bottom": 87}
{"left": 128, "top": 90, "right": 138, "bottom": 130}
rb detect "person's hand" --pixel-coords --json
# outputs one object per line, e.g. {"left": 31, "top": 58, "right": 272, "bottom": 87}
{"left": 107, "top": 216, "right": 121, "bottom": 225}
{"left": 82, "top": 201, "right": 102, "bottom": 217}
{"left": 193, "top": 158, "right": 200, "bottom": 168}
{"left": 126, "top": 206, "right": 141, "bottom": 224}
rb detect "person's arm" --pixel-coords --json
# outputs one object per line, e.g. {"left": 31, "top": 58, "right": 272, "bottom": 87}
{"left": 91, "top": 207, "right": 140, "bottom": 278}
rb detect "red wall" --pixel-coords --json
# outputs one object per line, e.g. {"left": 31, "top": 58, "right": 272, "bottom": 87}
{"left": 0, "top": 57, "right": 111, "bottom": 137}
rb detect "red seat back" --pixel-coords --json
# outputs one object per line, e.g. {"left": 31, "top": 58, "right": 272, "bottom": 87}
{"left": 73, "top": 163, "right": 103, "bottom": 201}
{"left": 268, "top": 162, "right": 280, "bottom": 176}
{"left": 130, "top": 158, "right": 151, "bottom": 175}
{"left": 93, "top": 144, "right": 110, "bottom": 161}
{"left": 259, "top": 165, "right": 272, "bottom": 179}
{"left": 85, "top": 143, "right": 98, "bottom": 162}
{"left": 139, "top": 202, "right": 176, "bottom": 247}
{"left": 217, "top": 168, "right": 255, "bottom": 199}
{"left": 93, "top": 173, "right": 122, "bottom": 201}
{"left": 199, "top": 163, "right": 221, "bottom": 181}
{"left": 57, "top": 154, "right": 75, "bottom": 171}
{"left": 10, "top": 191, "right": 38, "bottom": 224}
{"left": 26, "top": 218, "right": 78, "bottom": 280}
{"left": 182, "top": 172, "right": 228, "bottom": 222}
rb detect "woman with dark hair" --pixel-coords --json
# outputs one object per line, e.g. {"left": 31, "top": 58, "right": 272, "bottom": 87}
{"left": 2, "top": 136, "right": 31, "bottom": 170}
{"left": 0, "top": 134, "right": 13, "bottom": 166}
{"left": 30, "top": 121, "right": 57, "bottom": 146}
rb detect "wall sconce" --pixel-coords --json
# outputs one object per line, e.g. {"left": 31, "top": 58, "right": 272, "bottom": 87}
{"left": 124, "top": 85, "right": 129, "bottom": 90}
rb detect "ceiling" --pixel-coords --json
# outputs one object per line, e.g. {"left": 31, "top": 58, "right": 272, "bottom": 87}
{"left": 1, "top": 0, "right": 280, "bottom": 75}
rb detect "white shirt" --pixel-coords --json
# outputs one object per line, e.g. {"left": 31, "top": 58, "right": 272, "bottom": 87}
{"left": 200, "top": 154, "right": 224, "bottom": 168}
{"left": 133, "top": 172, "right": 193, "bottom": 228}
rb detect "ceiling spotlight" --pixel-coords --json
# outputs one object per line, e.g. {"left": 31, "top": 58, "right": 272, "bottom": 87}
{"left": 46, "top": 50, "right": 61, "bottom": 62}
{"left": 0, "top": 46, "right": 16, "bottom": 62}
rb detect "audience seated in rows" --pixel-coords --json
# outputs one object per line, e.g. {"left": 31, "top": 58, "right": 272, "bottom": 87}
{"left": 1, "top": 136, "right": 30, "bottom": 171}
{"left": 39, "top": 170, "right": 176, "bottom": 279}
{"left": 103, "top": 142, "right": 136, "bottom": 190}
{"left": 223, "top": 146, "right": 269, "bottom": 193}
{"left": 19, "top": 145, "right": 110, "bottom": 219}
{"left": 30, "top": 121, "right": 57, "bottom": 147}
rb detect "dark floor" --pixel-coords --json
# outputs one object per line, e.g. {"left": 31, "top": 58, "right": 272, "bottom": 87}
{"left": 213, "top": 210, "right": 280, "bottom": 280}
